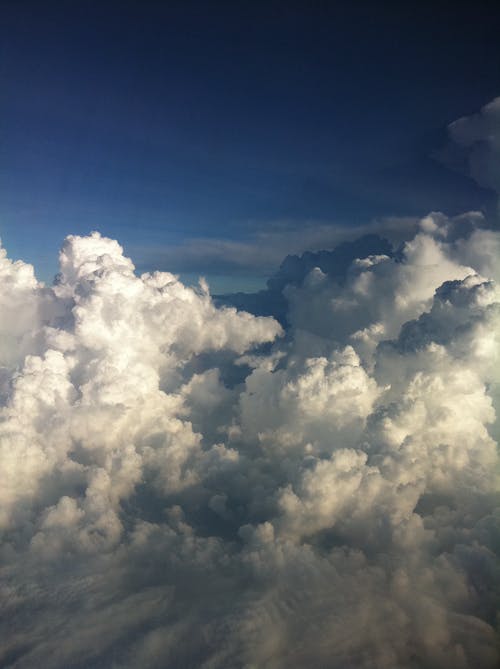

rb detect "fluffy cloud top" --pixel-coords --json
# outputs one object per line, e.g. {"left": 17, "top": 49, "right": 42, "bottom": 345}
{"left": 0, "top": 217, "right": 499, "bottom": 668}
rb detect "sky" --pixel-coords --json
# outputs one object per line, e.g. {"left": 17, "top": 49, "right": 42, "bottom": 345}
{"left": 1, "top": 1, "right": 500, "bottom": 290}
{"left": 1, "top": 3, "right": 500, "bottom": 668}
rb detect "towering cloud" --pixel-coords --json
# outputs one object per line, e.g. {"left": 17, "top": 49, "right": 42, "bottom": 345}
{"left": 0, "top": 217, "right": 499, "bottom": 668}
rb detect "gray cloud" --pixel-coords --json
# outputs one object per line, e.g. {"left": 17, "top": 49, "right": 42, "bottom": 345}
{"left": 437, "top": 96, "right": 500, "bottom": 219}
{"left": 448, "top": 97, "right": 500, "bottom": 195}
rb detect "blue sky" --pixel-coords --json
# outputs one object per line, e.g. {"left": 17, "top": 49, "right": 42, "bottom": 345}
{"left": 1, "top": 1, "right": 499, "bottom": 290}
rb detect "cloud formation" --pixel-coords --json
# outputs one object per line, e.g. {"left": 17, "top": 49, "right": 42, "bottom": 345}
{"left": 448, "top": 97, "right": 500, "bottom": 197}
{"left": 438, "top": 96, "right": 500, "bottom": 219}
{"left": 132, "top": 216, "right": 421, "bottom": 282}
{"left": 0, "top": 217, "right": 499, "bottom": 668}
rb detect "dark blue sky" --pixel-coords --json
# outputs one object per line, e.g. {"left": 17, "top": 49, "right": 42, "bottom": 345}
{"left": 1, "top": 1, "right": 500, "bottom": 289}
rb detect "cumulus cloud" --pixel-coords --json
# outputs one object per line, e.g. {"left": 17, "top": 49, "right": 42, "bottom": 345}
{"left": 448, "top": 97, "right": 500, "bottom": 196}
{"left": 439, "top": 96, "right": 500, "bottom": 217}
{"left": 0, "top": 217, "right": 499, "bottom": 668}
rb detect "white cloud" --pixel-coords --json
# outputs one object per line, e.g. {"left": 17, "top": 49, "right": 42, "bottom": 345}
{"left": 284, "top": 212, "right": 485, "bottom": 362}
{"left": 0, "top": 217, "right": 499, "bottom": 668}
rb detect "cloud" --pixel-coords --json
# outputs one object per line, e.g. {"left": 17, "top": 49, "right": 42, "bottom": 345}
{"left": 130, "top": 216, "right": 421, "bottom": 282}
{"left": 221, "top": 210, "right": 488, "bottom": 329}
{"left": 449, "top": 97, "right": 500, "bottom": 192}
{"left": 0, "top": 217, "right": 499, "bottom": 668}
{"left": 439, "top": 96, "right": 500, "bottom": 214}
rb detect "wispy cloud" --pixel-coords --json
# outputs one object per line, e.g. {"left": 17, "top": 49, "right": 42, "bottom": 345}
{"left": 130, "top": 216, "right": 422, "bottom": 280}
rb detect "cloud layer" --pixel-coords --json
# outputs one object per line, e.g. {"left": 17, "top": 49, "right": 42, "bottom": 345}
{"left": 0, "top": 216, "right": 499, "bottom": 668}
